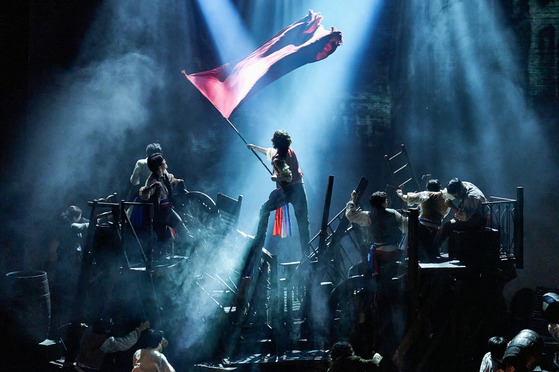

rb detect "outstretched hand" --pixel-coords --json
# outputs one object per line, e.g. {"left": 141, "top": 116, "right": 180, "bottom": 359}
{"left": 138, "top": 321, "right": 150, "bottom": 332}
{"left": 350, "top": 190, "right": 358, "bottom": 203}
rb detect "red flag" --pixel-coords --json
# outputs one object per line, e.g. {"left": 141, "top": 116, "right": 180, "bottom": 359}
{"left": 182, "top": 10, "right": 342, "bottom": 119}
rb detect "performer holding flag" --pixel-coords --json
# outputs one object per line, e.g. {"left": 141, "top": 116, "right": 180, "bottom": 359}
{"left": 245, "top": 130, "right": 310, "bottom": 272}
{"left": 182, "top": 10, "right": 342, "bottom": 274}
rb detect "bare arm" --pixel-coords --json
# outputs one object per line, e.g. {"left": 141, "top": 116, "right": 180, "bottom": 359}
{"left": 159, "top": 352, "right": 176, "bottom": 372}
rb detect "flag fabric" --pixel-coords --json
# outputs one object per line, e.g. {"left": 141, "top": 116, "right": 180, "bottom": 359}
{"left": 183, "top": 10, "right": 342, "bottom": 119}
{"left": 273, "top": 204, "right": 291, "bottom": 238}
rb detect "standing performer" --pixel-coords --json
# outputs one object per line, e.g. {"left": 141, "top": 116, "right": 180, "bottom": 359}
{"left": 396, "top": 179, "right": 450, "bottom": 262}
{"left": 345, "top": 190, "right": 408, "bottom": 359}
{"left": 345, "top": 190, "right": 407, "bottom": 281}
{"left": 139, "top": 153, "right": 190, "bottom": 254}
{"left": 128, "top": 143, "right": 163, "bottom": 201}
{"left": 246, "top": 130, "right": 310, "bottom": 269}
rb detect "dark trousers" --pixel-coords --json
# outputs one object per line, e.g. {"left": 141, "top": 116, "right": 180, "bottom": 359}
{"left": 417, "top": 223, "right": 439, "bottom": 262}
{"left": 433, "top": 214, "right": 487, "bottom": 253}
{"left": 153, "top": 207, "right": 188, "bottom": 239}
{"left": 244, "top": 183, "right": 310, "bottom": 275}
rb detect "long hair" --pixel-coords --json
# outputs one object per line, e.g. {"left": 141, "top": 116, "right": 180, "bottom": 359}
{"left": 271, "top": 130, "right": 292, "bottom": 155}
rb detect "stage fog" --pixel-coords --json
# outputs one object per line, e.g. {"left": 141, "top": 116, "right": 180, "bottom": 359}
{"left": 1, "top": 0, "right": 558, "bottom": 371}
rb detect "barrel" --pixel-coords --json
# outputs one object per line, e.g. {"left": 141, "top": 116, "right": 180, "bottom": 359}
{"left": 503, "top": 329, "right": 543, "bottom": 370}
{"left": 5, "top": 270, "right": 51, "bottom": 343}
{"left": 543, "top": 292, "right": 559, "bottom": 323}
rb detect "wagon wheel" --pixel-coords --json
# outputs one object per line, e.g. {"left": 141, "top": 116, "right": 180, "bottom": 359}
{"left": 173, "top": 190, "right": 218, "bottom": 243}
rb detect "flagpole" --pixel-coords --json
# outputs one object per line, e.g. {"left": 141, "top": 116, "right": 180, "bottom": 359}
{"left": 224, "top": 117, "right": 273, "bottom": 175}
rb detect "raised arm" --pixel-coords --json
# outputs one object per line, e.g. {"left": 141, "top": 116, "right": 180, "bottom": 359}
{"left": 345, "top": 190, "right": 371, "bottom": 227}
{"left": 247, "top": 144, "right": 277, "bottom": 160}
{"left": 396, "top": 188, "right": 407, "bottom": 202}
{"left": 246, "top": 144, "right": 268, "bottom": 154}
{"left": 100, "top": 321, "right": 150, "bottom": 353}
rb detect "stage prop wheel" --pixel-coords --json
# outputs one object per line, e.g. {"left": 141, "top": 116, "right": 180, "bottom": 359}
{"left": 174, "top": 190, "right": 217, "bottom": 226}
{"left": 173, "top": 190, "right": 219, "bottom": 243}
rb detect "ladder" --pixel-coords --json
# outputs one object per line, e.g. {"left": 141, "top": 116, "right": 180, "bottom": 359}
{"left": 385, "top": 144, "right": 421, "bottom": 191}
{"left": 306, "top": 177, "right": 369, "bottom": 283}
